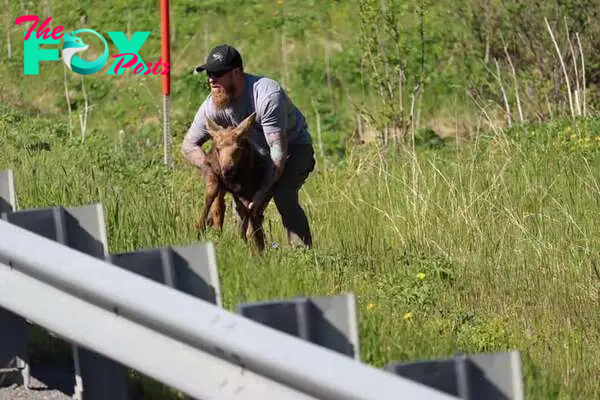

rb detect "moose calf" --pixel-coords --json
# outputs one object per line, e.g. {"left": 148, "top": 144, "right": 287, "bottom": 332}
{"left": 195, "top": 112, "right": 274, "bottom": 252}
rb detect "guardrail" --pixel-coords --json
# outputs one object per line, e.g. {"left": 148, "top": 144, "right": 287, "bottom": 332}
{"left": 0, "top": 169, "right": 524, "bottom": 400}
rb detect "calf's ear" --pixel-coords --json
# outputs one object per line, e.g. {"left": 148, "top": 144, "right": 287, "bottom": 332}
{"left": 235, "top": 112, "right": 256, "bottom": 138}
{"left": 205, "top": 117, "right": 225, "bottom": 139}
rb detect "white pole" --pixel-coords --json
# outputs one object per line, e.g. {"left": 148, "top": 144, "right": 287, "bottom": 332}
{"left": 163, "top": 94, "right": 172, "bottom": 167}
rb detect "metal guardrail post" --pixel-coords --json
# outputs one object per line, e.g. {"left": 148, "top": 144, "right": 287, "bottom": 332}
{"left": 0, "top": 170, "right": 30, "bottom": 389}
{"left": 109, "top": 242, "right": 222, "bottom": 399}
{"left": 110, "top": 243, "right": 221, "bottom": 307}
{"left": 0, "top": 170, "right": 16, "bottom": 214}
{"left": 384, "top": 351, "right": 524, "bottom": 400}
{"left": 64, "top": 204, "right": 130, "bottom": 400}
{"left": 237, "top": 292, "right": 361, "bottom": 360}
{"left": 0, "top": 200, "right": 129, "bottom": 400}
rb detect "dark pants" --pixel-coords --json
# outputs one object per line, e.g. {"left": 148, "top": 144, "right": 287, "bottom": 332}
{"left": 235, "top": 143, "right": 316, "bottom": 248}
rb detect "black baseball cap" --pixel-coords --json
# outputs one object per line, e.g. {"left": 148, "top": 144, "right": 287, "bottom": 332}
{"left": 194, "top": 44, "right": 243, "bottom": 74}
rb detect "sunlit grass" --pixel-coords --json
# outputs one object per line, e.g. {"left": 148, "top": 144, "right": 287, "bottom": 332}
{"left": 2, "top": 106, "right": 600, "bottom": 399}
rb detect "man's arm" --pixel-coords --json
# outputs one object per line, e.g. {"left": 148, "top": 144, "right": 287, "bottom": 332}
{"left": 261, "top": 89, "right": 290, "bottom": 183}
{"left": 265, "top": 131, "right": 288, "bottom": 183}
{"left": 249, "top": 90, "right": 289, "bottom": 212}
{"left": 181, "top": 102, "right": 211, "bottom": 172}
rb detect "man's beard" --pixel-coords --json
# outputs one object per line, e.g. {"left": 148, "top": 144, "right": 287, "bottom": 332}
{"left": 212, "top": 84, "right": 236, "bottom": 110}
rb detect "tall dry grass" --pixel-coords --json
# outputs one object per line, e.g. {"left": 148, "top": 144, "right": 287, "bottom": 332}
{"left": 2, "top": 104, "right": 599, "bottom": 398}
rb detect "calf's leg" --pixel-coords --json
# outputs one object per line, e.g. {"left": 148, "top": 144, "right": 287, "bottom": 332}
{"left": 233, "top": 197, "right": 250, "bottom": 241}
{"left": 196, "top": 175, "right": 221, "bottom": 233}
{"left": 209, "top": 188, "right": 226, "bottom": 231}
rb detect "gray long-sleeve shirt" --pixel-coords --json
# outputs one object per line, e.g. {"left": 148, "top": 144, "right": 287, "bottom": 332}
{"left": 182, "top": 73, "right": 312, "bottom": 162}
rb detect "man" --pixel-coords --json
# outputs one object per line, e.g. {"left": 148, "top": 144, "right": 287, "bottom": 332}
{"left": 181, "top": 44, "right": 316, "bottom": 249}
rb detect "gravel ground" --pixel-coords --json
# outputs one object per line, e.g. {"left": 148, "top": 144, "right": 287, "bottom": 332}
{"left": 0, "top": 363, "right": 74, "bottom": 400}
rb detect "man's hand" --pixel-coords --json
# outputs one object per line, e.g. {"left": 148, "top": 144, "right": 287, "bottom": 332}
{"left": 182, "top": 146, "right": 213, "bottom": 175}
{"left": 248, "top": 169, "right": 274, "bottom": 213}
{"left": 248, "top": 188, "right": 268, "bottom": 214}
{"left": 248, "top": 159, "right": 284, "bottom": 215}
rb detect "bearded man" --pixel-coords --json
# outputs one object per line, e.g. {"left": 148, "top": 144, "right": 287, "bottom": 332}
{"left": 181, "top": 44, "right": 315, "bottom": 249}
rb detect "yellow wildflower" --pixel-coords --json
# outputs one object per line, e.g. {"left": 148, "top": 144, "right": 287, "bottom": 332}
{"left": 416, "top": 272, "right": 426, "bottom": 280}
{"left": 403, "top": 312, "right": 412, "bottom": 321}
{"left": 367, "top": 303, "right": 376, "bottom": 311}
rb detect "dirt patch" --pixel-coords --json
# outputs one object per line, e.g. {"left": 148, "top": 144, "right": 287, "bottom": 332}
{"left": 0, "top": 362, "right": 74, "bottom": 400}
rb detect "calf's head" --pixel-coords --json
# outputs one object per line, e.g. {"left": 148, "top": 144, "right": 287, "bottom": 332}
{"left": 205, "top": 112, "right": 256, "bottom": 181}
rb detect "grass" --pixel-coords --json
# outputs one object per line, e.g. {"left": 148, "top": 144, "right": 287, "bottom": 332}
{"left": 2, "top": 104, "right": 600, "bottom": 399}
{"left": 3, "top": 1, "right": 600, "bottom": 398}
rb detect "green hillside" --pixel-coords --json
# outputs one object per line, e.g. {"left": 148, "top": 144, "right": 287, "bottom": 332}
{"left": 3, "top": 0, "right": 600, "bottom": 149}
{"left": 1, "top": 1, "right": 600, "bottom": 398}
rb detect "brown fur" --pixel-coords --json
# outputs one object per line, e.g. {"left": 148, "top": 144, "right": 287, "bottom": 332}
{"left": 195, "top": 112, "right": 273, "bottom": 252}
